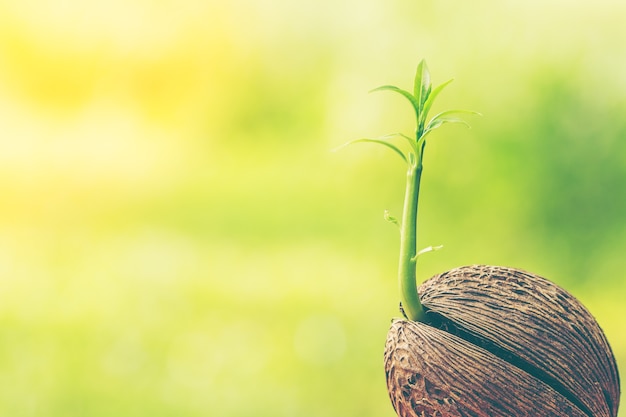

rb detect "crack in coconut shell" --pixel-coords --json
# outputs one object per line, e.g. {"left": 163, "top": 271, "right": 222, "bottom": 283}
{"left": 385, "top": 265, "right": 620, "bottom": 417}
{"left": 385, "top": 319, "right": 589, "bottom": 417}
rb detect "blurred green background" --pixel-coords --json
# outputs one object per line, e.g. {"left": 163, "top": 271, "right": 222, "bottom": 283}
{"left": 0, "top": 0, "right": 625, "bottom": 416}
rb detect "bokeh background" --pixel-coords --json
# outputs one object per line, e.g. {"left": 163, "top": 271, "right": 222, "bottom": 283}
{"left": 1, "top": 0, "right": 625, "bottom": 416}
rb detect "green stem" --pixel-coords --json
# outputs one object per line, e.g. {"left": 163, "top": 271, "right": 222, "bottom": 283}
{"left": 398, "top": 141, "right": 427, "bottom": 322}
{"left": 351, "top": 60, "right": 475, "bottom": 321}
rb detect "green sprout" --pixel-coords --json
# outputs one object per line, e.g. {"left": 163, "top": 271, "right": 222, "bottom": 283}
{"left": 338, "top": 60, "right": 479, "bottom": 322}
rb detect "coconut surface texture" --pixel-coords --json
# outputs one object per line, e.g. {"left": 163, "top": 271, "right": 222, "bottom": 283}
{"left": 384, "top": 265, "right": 620, "bottom": 417}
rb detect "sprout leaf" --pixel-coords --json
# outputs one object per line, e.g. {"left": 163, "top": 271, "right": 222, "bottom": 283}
{"left": 370, "top": 85, "right": 420, "bottom": 121}
{"left": 336, "top": 138, "right": 408, "bottom": 163}
{"left": 413, "top": 60, "right": 432, "bottom": 112}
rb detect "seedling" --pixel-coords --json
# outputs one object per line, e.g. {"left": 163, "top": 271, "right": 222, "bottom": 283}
{"left": 338, "top": 60, "right": 479, "bottom": 322}
{"left": 339, "top": 60, "right": 619, "bottom": 417}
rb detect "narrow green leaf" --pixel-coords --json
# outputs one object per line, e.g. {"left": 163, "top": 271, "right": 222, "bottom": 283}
{"left": 384, "top": 210, "right": 400, "bottom": 228}
{"left": 407, "top": 151, "right": 416, "bottom": 166}
{"left": 426, "top": 110, "right": 479, "bottom": 131}
{"left": 426, "top": 116, "right": 470, "bottom": 131}
{"left": 413, "top": 60, "right": 432, "bottom": 112}
{"left": 335, "top": 138, "right": 408, "bottom": 163}
{"left": 380, "top": 132, "right": 418, "bottom": 154}
{"left": 420, "top": 78, "right": 454, "bottom": 128}
{"left": 370, "top": 85, "right": 420, "bottom": 120}
{"left": 411, "top": 245, "right": 444, "bottom": 261}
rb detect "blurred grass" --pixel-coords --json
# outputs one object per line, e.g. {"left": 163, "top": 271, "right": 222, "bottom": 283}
{"left": 0, "top": 0, "right": 625, "bottom": 416}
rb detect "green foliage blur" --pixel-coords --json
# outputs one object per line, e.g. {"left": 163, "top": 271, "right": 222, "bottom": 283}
{"left": 0, "top": 1, "right": 624, "bottom": 416}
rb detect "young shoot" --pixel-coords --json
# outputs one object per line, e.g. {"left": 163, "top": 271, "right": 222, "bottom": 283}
{"left": 339, "top": 60, "right": 479, "bottom": 322}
